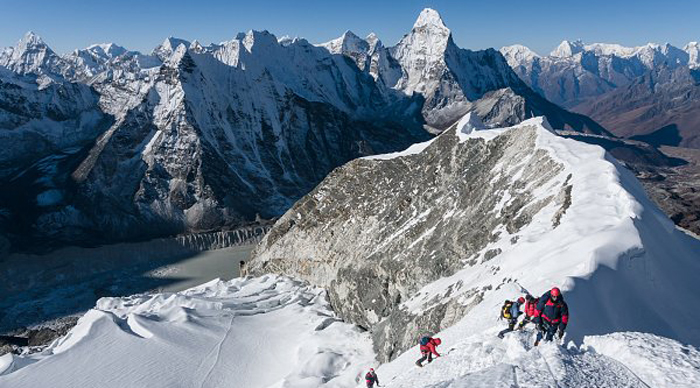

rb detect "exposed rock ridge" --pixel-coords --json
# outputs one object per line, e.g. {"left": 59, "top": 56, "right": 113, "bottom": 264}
{"left": 249, "top": 121, "right": 573, "bottom": 361}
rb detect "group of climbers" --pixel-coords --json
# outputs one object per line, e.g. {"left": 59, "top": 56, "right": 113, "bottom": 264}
{"left": 363, "top": 286, "right": 568, "bottom": 383}
{"left": 498, "top": 286, "right": 569, "bottom": 346}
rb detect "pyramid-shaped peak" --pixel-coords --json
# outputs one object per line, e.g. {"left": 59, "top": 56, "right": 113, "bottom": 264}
{"left": 413, "top": 8, "right": 448, "bottom": 30}
{"left": 550, "top": 39, "right": 584, "bottom": 57}
{"left": 21, "top": 31, "right": 43, "bottom": 44}
{"left": 162, "top": 37, "right": 190, "bottom": 51}
{"left": 342, "top": 30, "right": 361, "bottom": 40}
{"left": 365, "top": 32, "right": 382, "bottom": 51}
{"left": 17, "top": 31, "right": 47, "bottom": 49}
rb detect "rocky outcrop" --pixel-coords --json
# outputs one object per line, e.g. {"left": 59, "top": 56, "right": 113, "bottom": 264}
{"left": 249, "top": 119, "right": 575, "bottom": 361}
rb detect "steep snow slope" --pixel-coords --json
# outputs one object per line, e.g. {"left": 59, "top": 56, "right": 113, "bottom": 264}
{"left": 374, "top": 320, "right": 700, "bottom": 388}
{"left": 250, "top": 116, "right": 700, "bottom": 362}
{"left": 4, "top": 276, "right": 698, "bottom": 388}
{"left": 0, "top": 276, "right": 376, "bottom": 387}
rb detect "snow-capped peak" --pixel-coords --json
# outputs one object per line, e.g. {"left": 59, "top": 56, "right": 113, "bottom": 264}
{"left": 581, "top": 42, "right": 637, "bottom": 57}
{"left": 152, "top": 37, "right": 190, "bottom": 60}
{"left": 0, "top": 30, "right": 61, "bottom": 76}
{"left": 413, "top": 8, "right": 448, "bottom": 32}
{"left": 365, "top": 32, "right": 382, "bottom": 52}
{"left": 500, "top": 44, "right": 540, "bottom": 65}
{"left": 277, "top": 35, "right": 295, "bottom": 47}
{"left": 684, "top": 41, "right": 699, "bottom": 68}
{"left": 85, "top": 43, "right": 127, "bottom": 59}
{"left": 189, "top": 39, "right": 204, "bottom": 53}
{"left": 550, "top": 39, "right": 584, "bottom": 57}
{"left": 18, "top": 31, "right": 46, "bottom": 49}
{"left": 242, "top": 30, "right": 278, "bottom": 53}
{"left": 320, "top": 30, "right": 368, "bottom": 55}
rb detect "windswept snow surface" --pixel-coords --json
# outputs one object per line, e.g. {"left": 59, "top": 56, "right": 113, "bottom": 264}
{"left": 0, "top": 276, "right": 376, "bottom": 388}
{"left": 373, "top": 320, "right": 700, "bottom": 388}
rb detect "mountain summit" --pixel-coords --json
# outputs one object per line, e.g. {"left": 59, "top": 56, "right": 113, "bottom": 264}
{"left": 412, "top": 8, "right": 449, "bottom": 31}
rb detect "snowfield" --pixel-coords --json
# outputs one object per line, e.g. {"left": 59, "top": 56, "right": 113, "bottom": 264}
{"left": 2, "top": 276, "right": 699, "bottom": 387}
{"left": 0, "top": 276, "right": 376, "bottom": 387}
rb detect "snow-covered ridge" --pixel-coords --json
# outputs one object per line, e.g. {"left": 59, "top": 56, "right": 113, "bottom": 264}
{"left": 375, "top": 325, "right": 700, "bottom": 387}
{"left": 250, "top": 115, "right": 700, "bottom": 363}
{"left": 0, "top": 276, "right": 376, "bottom": 387}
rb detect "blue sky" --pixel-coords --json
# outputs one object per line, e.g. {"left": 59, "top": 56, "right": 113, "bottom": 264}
{"left": 1, "top": 0, "right": 698, "bottom": 55}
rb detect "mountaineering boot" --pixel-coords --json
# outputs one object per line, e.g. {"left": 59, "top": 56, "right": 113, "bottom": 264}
{"left": 415, "top": 360, "right": 423, "bottom": 368}
{"left": 497, "top": 332, "right": 504, "bottom": 339}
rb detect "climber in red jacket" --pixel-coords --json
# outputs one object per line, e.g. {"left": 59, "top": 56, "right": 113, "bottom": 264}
{"left": 533, "top": 287, "right": 569, "bottom": 345}
{"left": 517, "top": 294, "right": 540, "bottom": 330}
{"left": 415, "top": 337, "right": 441, "bottom": 367}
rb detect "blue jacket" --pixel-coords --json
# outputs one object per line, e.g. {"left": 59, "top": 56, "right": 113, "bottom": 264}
{"left": 510, "top": 301, "right": 522, "bottom": 319}
{"left": 536, "top": 291, "right": 569, "bottom": 328}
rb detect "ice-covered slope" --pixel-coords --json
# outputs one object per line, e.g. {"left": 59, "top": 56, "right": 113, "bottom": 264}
{"left": 0, "top": 275, "right": 376, "bottom": 387}
{"left": 250, "top": 116, "right": 700, "bottom": 362}
{"left": 374, "top": 319, "right": 700, "bottom": 388}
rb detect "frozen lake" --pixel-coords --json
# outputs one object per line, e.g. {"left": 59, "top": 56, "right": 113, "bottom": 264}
{"left": 0, "top": 240, "right": 257, "bottom": 334}
{"left": 152, "top": 245, "right": 254, "bottom": 292}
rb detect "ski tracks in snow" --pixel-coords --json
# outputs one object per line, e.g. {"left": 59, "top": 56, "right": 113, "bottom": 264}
{"left": 196, "top": 311, "right": 236, "bottom": 388}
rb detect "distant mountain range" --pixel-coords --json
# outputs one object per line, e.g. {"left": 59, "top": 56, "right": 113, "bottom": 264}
{"left": 501, "top": 40, "right": 700, "bottom": 148}
{"left": 0, "top": 9, "right": 606, "bottom": 254}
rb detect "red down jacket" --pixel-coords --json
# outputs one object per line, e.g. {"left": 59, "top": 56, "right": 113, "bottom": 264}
{"left": 420, "top": 338, "right": 441, "bottom": 357}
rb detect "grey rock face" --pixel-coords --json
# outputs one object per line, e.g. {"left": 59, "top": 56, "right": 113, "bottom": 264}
{"left": 0, "top": 71, "right": 112, "bottom": 179}
{"left": 250, "top": 124, "right": 572, "bottom": 361}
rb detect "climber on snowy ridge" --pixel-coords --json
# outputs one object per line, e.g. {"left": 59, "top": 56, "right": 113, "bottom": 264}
{"left": 415, "top": 336, "right": 441, "bottom": 367}
{"left": 498, "top": 296, "right": 526, "bottom": 338}
{"left": 533, "top": 287, "right": 569, "bottom": 346}
{"left": 518, "top": 294, "right": 539, "bottom": 331}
